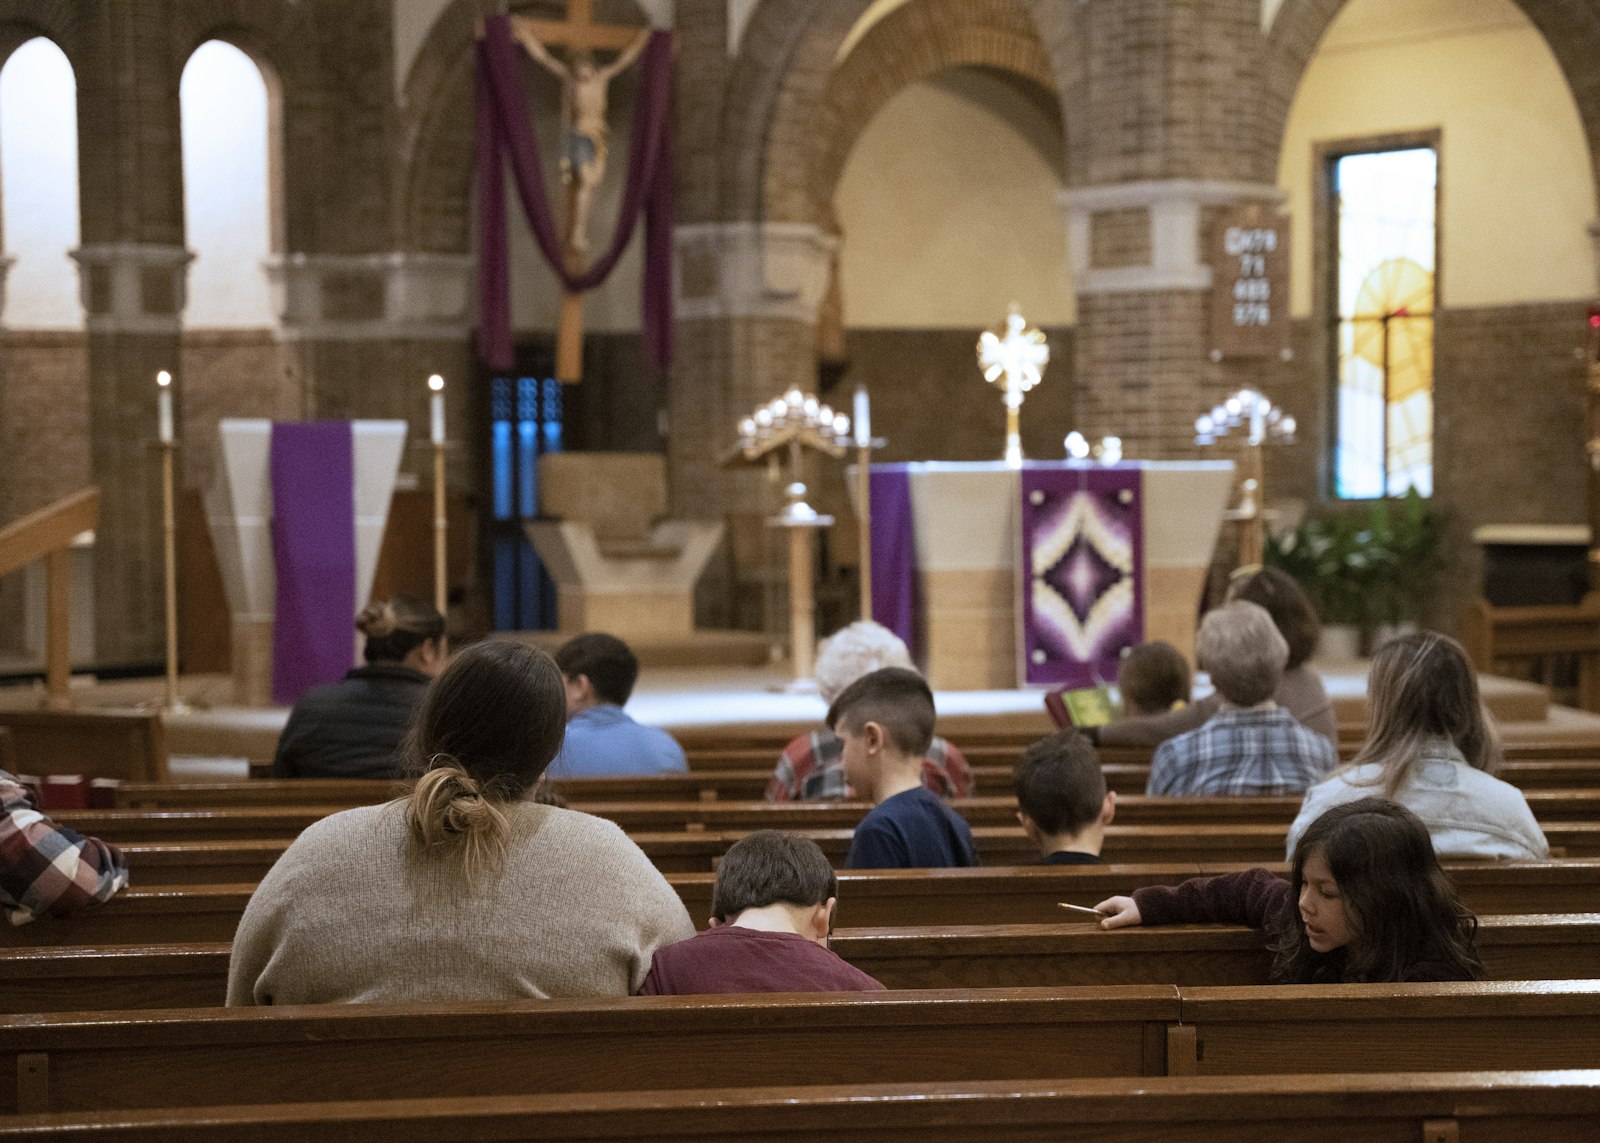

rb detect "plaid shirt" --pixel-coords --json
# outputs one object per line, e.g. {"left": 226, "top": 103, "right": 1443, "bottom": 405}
{"left": 1147, "top": 708, "right": 1337, "bottom": 797}
{"left": 1, "top": 770, "right": 129, "bottom": 926}
{"left": 766, "top": 731, "right": 973, "bottom": 803}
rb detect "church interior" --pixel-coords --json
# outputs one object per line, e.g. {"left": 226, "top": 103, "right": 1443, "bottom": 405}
{"left": 4, "top": 0, "right": 1600, "bottom": 1136}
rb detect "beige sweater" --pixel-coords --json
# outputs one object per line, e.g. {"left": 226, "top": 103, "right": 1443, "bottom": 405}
{"left": 227, "top": 800, "right": 694, "bottom": 1006}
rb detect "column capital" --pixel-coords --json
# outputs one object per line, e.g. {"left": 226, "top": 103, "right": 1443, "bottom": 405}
{"left": 266, "top": 252, "right": 474, "bottom": 341}
{"left": 70, "top": 243, "right": 193, "bottom": 335}
{"left": 674, "top": 222, "right": 838, "bottom": 324}
{"left": 1058, "top": 180, "right": 1284, "bottom": 296}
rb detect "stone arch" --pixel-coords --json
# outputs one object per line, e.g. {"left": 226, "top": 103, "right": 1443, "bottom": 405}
{"left": 812, "top": 0, "right": 1057, "bottom": 229}
{"left": 1264, "top": 0, "right": 1600, "bottom": 196}
{"left": 397, "top": 0, "right": 479, "bottom": 254}
{"left": 725, "top": 0, "right": 1086, "bottom": 228}
{"left": 170, "top": 0, "right": 319, "bottom": 252}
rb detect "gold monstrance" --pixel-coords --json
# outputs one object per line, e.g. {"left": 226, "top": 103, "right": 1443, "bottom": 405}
{"left": 978, "top": 304, "right": 1049, "bottom": 469}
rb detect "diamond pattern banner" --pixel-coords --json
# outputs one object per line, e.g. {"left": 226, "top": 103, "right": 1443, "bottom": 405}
{"left": 1020, "top": 465, "right": 1144, "bottom": 687}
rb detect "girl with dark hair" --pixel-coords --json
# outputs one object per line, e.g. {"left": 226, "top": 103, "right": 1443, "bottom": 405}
{"left": 272, "top": 596, "right": 447, "bottom": 780}
{"left": 1289, "top": 631, "right": 1547, "bottom": 860}
{"left": 229, "top": 639, "right": 694, "bottom": 1006}
{"left": 1094, "top": 798, "right": 1482, "bottom": 983}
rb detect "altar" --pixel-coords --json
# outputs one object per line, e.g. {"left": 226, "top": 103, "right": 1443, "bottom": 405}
{"left": 870, "top": 460, "right": 1236, "bottom": 691}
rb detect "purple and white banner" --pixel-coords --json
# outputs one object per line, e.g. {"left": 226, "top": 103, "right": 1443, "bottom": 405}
{"left": 1019, "top": 465, "right": 1144, "bottom": 688}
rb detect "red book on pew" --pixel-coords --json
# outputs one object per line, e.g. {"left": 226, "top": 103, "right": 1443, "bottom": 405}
{"left": 40, "top": 774, "right": 88, "bottom": 810}
{"left": 88, "top": 778, "right": 121, "bottom": 809}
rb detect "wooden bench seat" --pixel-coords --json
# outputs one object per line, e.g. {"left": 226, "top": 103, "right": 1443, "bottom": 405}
{"left": 4, "top": 1071, "right": 1599, "bottom": 1141}
{"left": 24, "top": 861, "right": 1600, "bottom": 949}
{"left": 1, "top": 982, "right": 1596, "bottom": 1115}
{"left": 4, "top": 914, "right": 1594, "bottom": 1010}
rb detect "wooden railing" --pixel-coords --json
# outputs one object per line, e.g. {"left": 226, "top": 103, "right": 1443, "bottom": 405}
{"left": 0, "top": 487, "right": 100, "bottom": 709}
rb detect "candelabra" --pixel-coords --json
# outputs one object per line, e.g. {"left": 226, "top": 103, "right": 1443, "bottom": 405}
{"left": 730, "top": 387, "right": 854, "bottom": 681}
{"left": 1195, "top": 389, "right": 1296, "bottom": 568}
{"left": 1063, "top": 432, "right": 1124, "bottom": 466}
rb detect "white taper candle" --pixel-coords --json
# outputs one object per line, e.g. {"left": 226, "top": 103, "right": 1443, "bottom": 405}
{"left": 428, "top": 374, "right": 446, "bottom": 446}
{"left": 853, "top": 385, "right": 871, "bottom": 449}
{"left": 156, "top": 371, "right": 173, "bottom": 445}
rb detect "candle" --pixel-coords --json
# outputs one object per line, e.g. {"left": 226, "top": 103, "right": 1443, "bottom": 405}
{"left": 156, "top": 371, "right": 173, "bottom": 445}
{"left": 853, "top": 385, "right": 871, "bottom": 449}
{"left": 428, "top": 374, "right": 445, "bottom": 446}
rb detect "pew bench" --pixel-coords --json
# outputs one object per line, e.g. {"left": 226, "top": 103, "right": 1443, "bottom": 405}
{"left": 24, "top": 861, "right": 1600, "bottom": 950}
{"left": 4, "top": 1071, "right": 1599, "bottom": 1141}
{"left": 4, "top": 914, "right": 1595, "bottom": 1011}
{"left": 0, "top": 982, "right": 1596, "bottom": 1116}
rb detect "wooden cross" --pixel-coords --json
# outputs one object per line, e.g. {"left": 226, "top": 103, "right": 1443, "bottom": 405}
{"left": 507, "top": 0, "right": 645, "bottom": 382}
{"left": 516, "top": 0, "right": 639, "bottom": 54}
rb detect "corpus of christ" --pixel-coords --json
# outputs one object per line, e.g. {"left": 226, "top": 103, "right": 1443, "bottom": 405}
{"left": 3, "top": 0, "right": 1600, "bottom": 1139}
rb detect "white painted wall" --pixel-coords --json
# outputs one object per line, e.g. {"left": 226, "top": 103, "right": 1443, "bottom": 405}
{"left": 181, "top": 40, "right": 275, "bottom": 328}
{"left": 835, "top": 69, "right": 1073, "bottom": 329}
{"left": 0, "top": 38, "right": 81, "bottom": 329}
{"left": 1278, "top": 0, "right": 1597, "bottom": 315}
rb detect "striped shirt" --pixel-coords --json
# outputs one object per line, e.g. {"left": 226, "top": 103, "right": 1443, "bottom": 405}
{"left": 1, "top": 770, "right": 129, "bottom": 926}
{"left": 1146, "top": 708, "right": 1337, "bottom": 797}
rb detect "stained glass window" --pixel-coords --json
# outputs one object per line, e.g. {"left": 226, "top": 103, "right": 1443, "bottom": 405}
{"left": 1331, "top": 146, "right": 1437, "bottom": 499}
{"left": 489, "top": 375, "right": 563, "bottom": 630}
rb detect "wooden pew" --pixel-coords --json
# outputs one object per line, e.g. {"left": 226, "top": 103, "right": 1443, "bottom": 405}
{"left": 4, "top": 913, "right": 1595, "bottom": 1009}
{"left": 0, "top": 709, "right": 168, "bottom": 783}
{"left": 4, "top": 1071, "right": 1599, "bottom": 1141}
{"left": 0, "top": 986, "right": 1179, "bottom": 1113}
{"left": 2, "top": 983, "right": 1598, "bottom": 1116}
{"left": 12, "top": 860, "right": 1600, "bottom": 950}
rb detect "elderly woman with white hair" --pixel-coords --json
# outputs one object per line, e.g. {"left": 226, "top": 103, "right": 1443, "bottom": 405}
{"left": 765, "top": 622, "right": 972, "bottom": 802}
{"left": 1145, "top": 601, "right": 1338, "bottom": 797}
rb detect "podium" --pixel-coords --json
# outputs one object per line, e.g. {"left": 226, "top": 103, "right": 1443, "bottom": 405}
{"left": 206, "top": 419, "right": 407, "bottom": 706}
{"left": 870, "top": 460, "right": 1235, "bottom": 691}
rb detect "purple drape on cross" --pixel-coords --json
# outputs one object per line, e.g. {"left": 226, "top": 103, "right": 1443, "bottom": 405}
{"left": 269, "top": 422, "right": 357, "bottom": 705}
{"left": 475, "top": 15, "right": 675, "bottom": 372}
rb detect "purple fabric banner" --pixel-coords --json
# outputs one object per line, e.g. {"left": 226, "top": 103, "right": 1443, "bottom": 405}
{"left": 476, "top": 16, "right": 675, "bottom": 372}
{"left": 270, "top": 422, "right": 357, "bottom": 705}
{"left": 869, "top": 465, "right": 919, "bottom": 659}
{"left": 1019, "top": 464, "right": 1144, "bottom": 688}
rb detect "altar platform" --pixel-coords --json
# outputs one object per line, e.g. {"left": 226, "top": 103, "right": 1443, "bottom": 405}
{"left": 0, "top": 656, "right": 1585, "bottom": 780}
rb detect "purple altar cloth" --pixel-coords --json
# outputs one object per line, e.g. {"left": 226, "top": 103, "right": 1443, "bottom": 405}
{"left": 1020, "top": 464, "right": 1144, "bottom": 688}
{"left": 869, "top": 465, "right": 919, "bottom": 658}
{"left": 270, "top": 422, "right": 357, "bottom": 705}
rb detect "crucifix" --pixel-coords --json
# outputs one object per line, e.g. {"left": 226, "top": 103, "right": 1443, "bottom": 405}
{"left": 977, "top": 304, "right": 1051, "bottom": 469}
{"left": 509, "top": 1, "right": 650, "bottom": 382}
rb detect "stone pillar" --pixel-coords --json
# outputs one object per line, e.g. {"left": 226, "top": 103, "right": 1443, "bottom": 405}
{"left": 69, "top": 243, "right": 191, "bottom": 665}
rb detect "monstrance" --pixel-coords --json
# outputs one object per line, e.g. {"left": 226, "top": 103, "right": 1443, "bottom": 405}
{"left": 978, "top": 304, "right": 1049, "bottom": 468}
{"left": 1195, "top": 389, "right": 1296, "bottom": 567}
{"left": 727, "top": 389, "right": 854, "bottom": 681}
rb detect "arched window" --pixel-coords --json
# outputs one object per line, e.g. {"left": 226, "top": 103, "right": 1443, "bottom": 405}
{"left": 0, "top": 37, "right": 81, "bottom": 328}
{"left": 180, "top": 39, "right": 275, "bottom": 327}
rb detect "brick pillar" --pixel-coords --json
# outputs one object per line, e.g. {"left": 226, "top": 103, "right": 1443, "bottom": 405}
{"left": 1060, "top": 179, "right": 1284, "bottom": 460}
{"left": 72, "top": 5, "right": 189, "bottom": 666}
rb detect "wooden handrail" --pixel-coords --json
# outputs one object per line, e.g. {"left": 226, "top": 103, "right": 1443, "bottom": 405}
{"left": 0, "top": 487, "right": 100, "bottom": 709}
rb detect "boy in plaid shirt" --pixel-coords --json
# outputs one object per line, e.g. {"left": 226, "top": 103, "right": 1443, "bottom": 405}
{"left": 1, "top": 770, "right": 129, "bottom": 925}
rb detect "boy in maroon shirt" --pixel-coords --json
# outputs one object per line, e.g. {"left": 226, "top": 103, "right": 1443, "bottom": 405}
{"left": 637, "top": 831, "right": 885, "bottom": 995}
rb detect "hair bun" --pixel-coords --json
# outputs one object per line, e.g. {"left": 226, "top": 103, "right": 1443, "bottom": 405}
{"left": 357, "top": 600, "right": 398, "bottom": 638}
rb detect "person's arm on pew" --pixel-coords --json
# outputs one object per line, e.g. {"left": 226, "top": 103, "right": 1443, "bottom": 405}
{"left": 1, "top": 770, "right": 129, "bottom": 925}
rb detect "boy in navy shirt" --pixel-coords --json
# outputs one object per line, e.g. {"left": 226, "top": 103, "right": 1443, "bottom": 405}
{"left": 1013, "top": 731, "right": 1115, "bottom": 864}
{"left": 830, "top": 668, "right": 979, "bottom": 869}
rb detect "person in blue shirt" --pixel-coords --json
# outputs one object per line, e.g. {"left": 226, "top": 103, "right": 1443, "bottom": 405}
{"left": 830, "top": 668, "right": 978, "bottom": 869}
{"left": 545, "top": 633, "right": 688, "bottom": 778}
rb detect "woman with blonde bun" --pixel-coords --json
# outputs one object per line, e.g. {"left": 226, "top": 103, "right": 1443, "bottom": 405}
{"left": 272, "top": 596, "right": 445, "bottom": 779}
{"left": 229, "top": 639, "right": 695, "bottom": 1005}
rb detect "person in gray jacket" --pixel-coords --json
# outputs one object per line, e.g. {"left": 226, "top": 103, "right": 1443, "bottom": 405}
{"left": 1288, "top": 632, "right": 1548, "bottom": 861}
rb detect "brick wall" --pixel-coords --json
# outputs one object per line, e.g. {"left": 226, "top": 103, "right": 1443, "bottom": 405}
{"left": 179, "top": 330, "right": 299, "bottom": 494}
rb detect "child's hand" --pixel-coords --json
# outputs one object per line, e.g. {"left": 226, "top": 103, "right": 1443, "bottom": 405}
{"left": 1094, "top": 895, "right": 1141, "bottom": 929}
